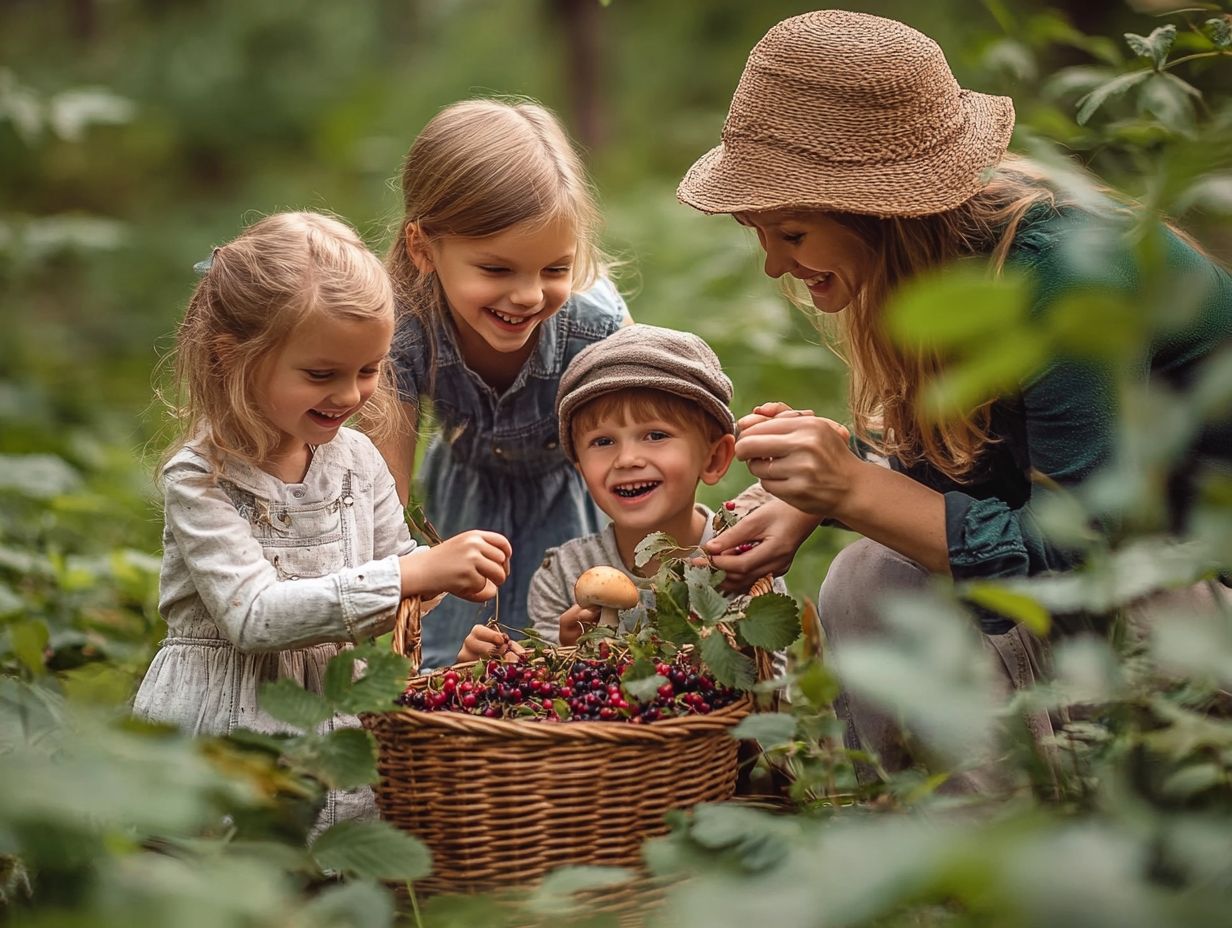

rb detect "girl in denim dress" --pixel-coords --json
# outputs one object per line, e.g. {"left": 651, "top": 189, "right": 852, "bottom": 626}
{"left": 134, "top": 212, "right": 513, "bottom": 828}
{"left": 379, "top": 99, "right": 630, "bottom": 669}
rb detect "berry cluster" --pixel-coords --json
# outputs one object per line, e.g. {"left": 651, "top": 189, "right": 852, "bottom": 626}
{"left": 395, "top": 650, "right": 739, "bottom": 723}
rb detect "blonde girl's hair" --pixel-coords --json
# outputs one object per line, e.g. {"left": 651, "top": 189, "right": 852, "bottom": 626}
{"left": 805, "top": 154, "right": 1084, "bottom": 482}
{"left": 161, "top": 211, "right": 399, "bottom": 477}
{"left": 386, "top": 98, "right": 609, "bottom": 391}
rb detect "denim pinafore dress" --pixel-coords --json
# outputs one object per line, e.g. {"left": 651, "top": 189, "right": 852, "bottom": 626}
{"left": 392, "top": 280, "right": 627, "bottom": 668}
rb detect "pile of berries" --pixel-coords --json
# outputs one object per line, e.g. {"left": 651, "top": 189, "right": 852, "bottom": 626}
{"left": 395, "top": 650, "right": 739, "bottom": 723}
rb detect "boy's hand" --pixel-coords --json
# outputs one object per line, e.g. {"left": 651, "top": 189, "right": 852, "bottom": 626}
{"left": 558, "top": 603, "right": 600, "bottom": 647}
{"left": 457, "top": 624, "right": 526, "bottom": 663}
{"left": 400, "top": 530, "right": 512, "bottom": 601}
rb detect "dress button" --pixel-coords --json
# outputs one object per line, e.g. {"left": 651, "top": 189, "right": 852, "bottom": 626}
{"left": 292, "top": 489, "right": 305, "bottom": 499}
{"left": 342, "top": 495, "right": 354, "bottom": 506}
{"left": 545, "top": 439, "right": 558, "bottom": 450}
{"left": 493, "top": 446, "right": 504, "bottom": 456}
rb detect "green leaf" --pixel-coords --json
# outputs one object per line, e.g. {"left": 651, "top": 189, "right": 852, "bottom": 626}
{"left": 621, "top": 658, "right": 666, "bottom": 702}
{"left": 794, "top": 659, "right": 840, "bottom": 709}
{"left": 962, "top": 584, "right": 1051, "bottom": 636}
{"left": 920, "top": 331, "right": 1050, "bottom": 421}
{"left": 634, "top": 531, "right": 682, "bottom": 568}
{"left": 1161, "top": 763, "right": 1224, "bottom": 799}
{"left": 737, "top": 593, "right": 801, "bottom": 651}
{"left": 1139, "top": 73, "right": 1198, "bottom": 132}
{"left": 310, "top": 819, "right": 431, "bottom": 881}
{"left": 730, "top": 712, "right": 796, "bottom": 746}
{"left": 0, "top": 453, "right": 82, "bottom": 498}
{"left": 699, "top": 633, "right": 755, "bottom": 691}
{"left": 258, "top": 678, "right": 333, "bottom": 732}
{"left": 324, "top": 645, "right": 411, "bottom": 715}
{"left": 685, "top": 803, "right": 797, "bottom": 872}
{"left": 653, "top": 579, "right": 699, "bottom": 646}
{"left": 526, "top": 865, "right": 636, "bottom": 916}
{"left": 1075, "top": 69, "right": 1151, "bottom": 125}
{"left": 1124, "top": 25, "right": 1175, "bottom": 69}
{"left": 298, "top": 878, "right": 396, "bottom": 928}
{"left": 0, "top": 582, "right": 24, "bottom": 619}
{"left": 689, "top": 582, "right": 729, "bottom": 624}
{"left": 287, "top": 727, "right": 378, "bottom": 790}
{"left": 884, "top": 264, "right": 1030, "bottom": 350}
{"left": 8, "top": 619, "right": 49, "bottom": 675}
{"left": 1203, "top": 16, "right": 1232, "bottom": 49}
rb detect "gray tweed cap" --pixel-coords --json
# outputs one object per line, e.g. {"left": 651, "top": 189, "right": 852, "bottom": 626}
{"left": 557, "top": 323, "right": 736, "bottom": 461}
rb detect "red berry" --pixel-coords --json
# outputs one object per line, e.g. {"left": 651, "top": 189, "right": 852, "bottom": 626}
{"left": 724, "top": 500, "right": 736, "bottom": 511}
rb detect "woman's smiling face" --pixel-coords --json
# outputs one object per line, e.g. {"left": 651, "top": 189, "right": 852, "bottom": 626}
{"left": 738, "top": 210, "right": 873, "bottom": 314}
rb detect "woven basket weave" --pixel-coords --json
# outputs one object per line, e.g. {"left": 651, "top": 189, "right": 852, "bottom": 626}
{"left": 363, "top": 588, "right": 771, "bottom": 896}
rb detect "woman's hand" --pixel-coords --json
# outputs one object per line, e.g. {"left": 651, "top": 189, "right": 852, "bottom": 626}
{"left": 456, "top": 624, "right": 527, "bottom": 663}
{"left": 701, "top": 496, "right": 822, "bottom": 592}
{"left": 735, "top": 404, "right": 861, "bottom": 520}
{"left": 558, "top": 603, "right": 601, "bottom": 647}
{"left": 400, "top": 530, "right": 512, "bottom": 601}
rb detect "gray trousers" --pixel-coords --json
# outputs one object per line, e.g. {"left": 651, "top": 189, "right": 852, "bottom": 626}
{"left": 817, "top": 538, "right": 1055, "bottom": 795}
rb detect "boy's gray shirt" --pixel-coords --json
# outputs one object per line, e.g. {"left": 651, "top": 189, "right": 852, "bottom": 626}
{"left": 528, "top": 502, "right": 791, "bottom": 672}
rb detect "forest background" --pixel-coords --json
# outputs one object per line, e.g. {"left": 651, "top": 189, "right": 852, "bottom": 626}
{"left": 3, "top": 1, "right": 1232, "bottom": 926}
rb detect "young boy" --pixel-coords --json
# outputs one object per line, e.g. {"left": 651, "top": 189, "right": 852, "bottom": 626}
{"left": 527, "top": 323, "right": 788, "bottom": 644}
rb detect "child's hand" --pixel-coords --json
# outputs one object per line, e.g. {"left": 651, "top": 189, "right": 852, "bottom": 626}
{"left": 457, "top": 624, "right": 527, "bottom": 663}
{"left": 558, "top": 603, "right": 600, "bottom": 647}
{"left": 400, "top": 530, "right": 512, "bottom": 601}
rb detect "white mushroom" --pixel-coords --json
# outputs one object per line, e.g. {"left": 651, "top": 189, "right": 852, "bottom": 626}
{"left": 573, "top": 566, "right": 639, "bottom": 630}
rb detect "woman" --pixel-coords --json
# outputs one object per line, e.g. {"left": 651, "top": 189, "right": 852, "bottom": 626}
{"left": 677, "top": 10, "right": 1232, "bottom": 789}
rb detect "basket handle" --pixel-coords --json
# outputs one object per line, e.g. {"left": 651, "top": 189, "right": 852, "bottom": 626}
{"left": 392, "top": 596, "right": 424, "bottom": 674}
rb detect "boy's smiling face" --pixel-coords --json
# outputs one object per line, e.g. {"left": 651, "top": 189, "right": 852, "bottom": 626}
{"left": 573, "top": 405, "right": 734, "bottom": 545}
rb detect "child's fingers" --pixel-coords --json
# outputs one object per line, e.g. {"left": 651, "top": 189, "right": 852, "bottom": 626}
{"left": 475, "top": 530, "right": 513, "bottom": 561}
{"left": 473, "top": 554, "right": 509, "bottom": 586}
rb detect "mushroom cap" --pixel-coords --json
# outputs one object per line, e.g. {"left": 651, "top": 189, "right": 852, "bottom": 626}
{"left": 573, "top": 566, "right": 640, "bottom": 610}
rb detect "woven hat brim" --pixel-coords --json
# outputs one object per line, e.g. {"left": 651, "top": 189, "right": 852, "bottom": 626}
{"left": 677, "top": 90, "right": 1014, "bottom": 218}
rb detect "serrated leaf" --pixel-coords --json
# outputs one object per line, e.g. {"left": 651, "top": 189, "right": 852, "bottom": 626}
{"left": 1075, "top": 69, "right": 1151, "bottom": 125}
{"left": 311, "top": 819, "right": 431, "bottom": 881}
{"left": 8, "top": 619, "right": 49, "bottom": 675}
{"left": 634, "top": 531, "right": 682, "bottom": 569}
{"left": 621, "top": 658, "right": 666, "bottom": 702}
{"left": 738, "top": 593, "right": 801, "bottom": 651}
{"left": 1125, "top": 25, "right": 1174, "bottom": 69}
{"left": 287, "top": 727, "right": 378, "bottom": 790}
{"left": 689, "top": 582, "right": 729, "bottom": 624}
{"left": 699, "top": 632, "right": 756, "bottom": 690}
{"left": 258, "top": 678, "right": 333, "bottom": 731}
{"left": 653, "top": 579, "right": 699, "bottom": 646}
{"left": 730, "top": 712, "right": 797, "bottom": 746}
{"left": 1204, "top": 16, "right": 1232, "bottom": 49}
{"left": 325, "top": 646, "right": 411, "bottom": 715}
{"left": 962, "top": 584, "right": 1051, "bottom": 636}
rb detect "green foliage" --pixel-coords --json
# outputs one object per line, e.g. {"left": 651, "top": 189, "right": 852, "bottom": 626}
{"left": 2, "top": 1, "right": 1232, "bottom": 925}
{"left": 309, "top": 820, "right": 431, "bottom": 882}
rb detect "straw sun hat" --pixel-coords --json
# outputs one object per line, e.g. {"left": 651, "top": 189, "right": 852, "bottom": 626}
{"left": 677, "top": 10, "right": 1015, "bottom": 218}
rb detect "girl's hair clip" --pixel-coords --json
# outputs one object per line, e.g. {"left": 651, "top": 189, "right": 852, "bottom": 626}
{"left": 193, "top": 246, "right": 220, "bottom": 276}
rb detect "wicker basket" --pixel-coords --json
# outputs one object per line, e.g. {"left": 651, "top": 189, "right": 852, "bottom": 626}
{"left": 363, "top": 592, "right": 769, "bottom": 897}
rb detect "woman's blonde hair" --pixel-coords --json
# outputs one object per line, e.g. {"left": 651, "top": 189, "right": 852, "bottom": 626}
{"left": 162, "top": 211, "right": 399, "bottom": 476}
{"left": 386, "top": 98, "right": 608, "bottom": 389}
{"left": 813, "top": 154, "right": 1068, "bottom": 481}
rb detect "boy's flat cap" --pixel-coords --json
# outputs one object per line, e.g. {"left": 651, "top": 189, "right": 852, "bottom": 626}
{"left": 557, "top": 323, "right": 736, "bottom": 461}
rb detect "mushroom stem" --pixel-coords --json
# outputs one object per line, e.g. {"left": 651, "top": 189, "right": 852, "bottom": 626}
{"left": 598, "top": 606, "right": 620, "bottom": 629}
